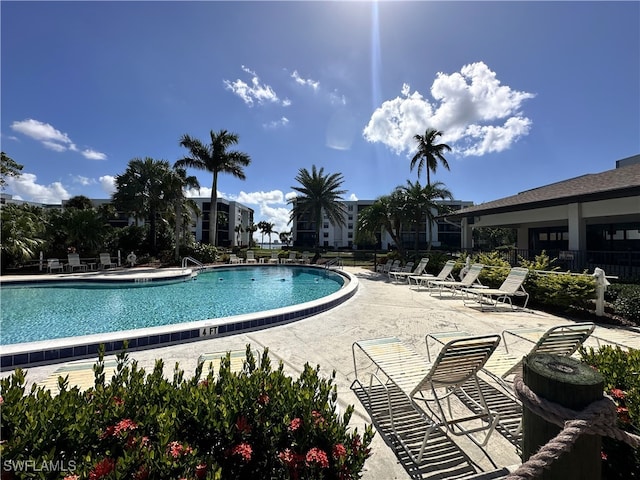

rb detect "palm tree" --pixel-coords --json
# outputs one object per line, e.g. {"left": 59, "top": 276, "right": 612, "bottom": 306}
{"left": 356, "top": 191, "right": 406, "bottom": 257}
{"left": 247, "top": 223, "right": 258, "bottom": 247}
{"left": 164, "top": 167, "right": 200, "bottom": 261}
{"left": 0, "top": 152, "right": 23, "bottom": 190}
{"left": 279, "top": 231, "right": 292, "bottom": 247}
{"left": 112, "top": 157, "right": 178, "bottom": 254}
{"left": 261, "top": 222, "right": 277, "bottom": 249}
{"left": 410, "top": 128, "right": 451, "bottom": 186}
{"left": 399, "top": 180, "right": 453, "bottom": 252}
{"left": 0, "top": 203, "right": 45, "bottom": 269}
{"left": 176, "top": 130, "right": 251, "bottom": 246}
{"left": 288, "top": 165, "right": 347, "bottom": 251}
{"left": 257, "top": 221, "right": 270, "bottom": 247}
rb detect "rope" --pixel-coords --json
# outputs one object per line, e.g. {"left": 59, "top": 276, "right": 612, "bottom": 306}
{"left": 505, "top": 375, "right": 640, "bottom": 480}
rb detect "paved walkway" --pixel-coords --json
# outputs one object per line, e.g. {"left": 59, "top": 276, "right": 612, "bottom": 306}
{"left": 1, "top": 266, "right": 611, "bottom": 479}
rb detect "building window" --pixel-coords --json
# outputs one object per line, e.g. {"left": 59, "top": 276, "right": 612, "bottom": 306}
{"left": 323, "top": 223, "right": 329, "bottom": 229}
{"left": 348, "top": 223, "right": 353, "bottom": 229}
{"left": 348, "top": 215, "right": 353, "bottom": 221}
{"left": 348, "top": 232, "right": 353, "bottom": 239}
{"left": 348, "top": 205, "right": 354, "bottom": 211}
{"left": 323, "top": 232, "right": 329, "bottom": 238}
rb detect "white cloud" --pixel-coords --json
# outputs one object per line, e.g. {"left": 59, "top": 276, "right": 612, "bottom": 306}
{"left": 291, "top": 70, "right": 319, "bottom": 91}
{"left": 285, "top": 191, "right": 298, "bottom": 201}
{"left": 259, "top": 204, "right": 292, "bottom": 234}
{"left": 348, "top": 193, "right": 359, "bottom": 201}
{"left": 236, "top": 190, "right": 285, "bottom": 205}
{"left": 72, "top": 175, "right": 96, "bottom": 186}
{"left": 6, "top": 172, "right": 69, "bottom": 204}
{"left": 99, "top": 175, "right": 116, "bottom": 195}
{"left": 363, "top": 62, "right": 535, "bottom": 157}
{"left": 223, "top": 65, "right": 285, "bottom": 107}
{"left": 263, "top": 117, "right": 290, "bottom": 129}
{"left": 82, "top": 149, "right": 107, "bottom": 160}
{"left": 10, "top": 118, "right": 107, "bottom": 159}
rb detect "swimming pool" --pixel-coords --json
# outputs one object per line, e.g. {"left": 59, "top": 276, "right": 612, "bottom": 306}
{"left": 1, "top": 266, "right": 345, "bottom": 346}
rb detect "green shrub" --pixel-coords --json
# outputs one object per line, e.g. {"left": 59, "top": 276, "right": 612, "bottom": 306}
{"left": 472, "top": 251, "right": 511, "bottom": 288}
{"left": 608, "top": 284, "right": 640, "bottom": 324}
{"left": 182, "top": 243, "right": 219, "bottom": 264}
{"left": 525, "top": 272, "right": 596, "bottom": 311}
{"left": 0, "top": 347, "right": 374, "bottom": 480}
{"left": 580, "top": 346, "right": 640, "bottom": 477}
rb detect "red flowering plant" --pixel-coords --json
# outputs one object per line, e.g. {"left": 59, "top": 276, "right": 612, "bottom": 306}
{"left": 0, "top": 345, "right": 373, "bottom": 480}
{"left": 580, "top": 345, "right": 640, "bottom": 478}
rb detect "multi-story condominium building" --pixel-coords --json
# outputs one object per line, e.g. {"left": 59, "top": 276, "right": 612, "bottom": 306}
{"left": 2, "top": 195, "right": 254, "bottom": 247}
{"left": 291, "top": 199, "right": 473, "bottom": 250}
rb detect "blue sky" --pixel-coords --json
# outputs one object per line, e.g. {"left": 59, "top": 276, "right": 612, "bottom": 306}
{"left": 2, "top": 1, "right": 639, "bottom": 234}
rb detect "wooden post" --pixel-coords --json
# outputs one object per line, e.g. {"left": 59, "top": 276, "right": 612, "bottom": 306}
{"left": 522, "top": 353, "right": 604, "bottom": 480}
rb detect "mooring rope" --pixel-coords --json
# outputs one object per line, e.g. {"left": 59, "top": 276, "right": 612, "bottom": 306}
{"left": 505, "top": 375, "right": 640, "bottom": 480}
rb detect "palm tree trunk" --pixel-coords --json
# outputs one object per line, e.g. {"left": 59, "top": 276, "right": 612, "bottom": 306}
{"left": 174, "top": 202, "right": 181, "bottom": 261}
{"left": 209, "top": 173, "right": 218, "bottom": 246}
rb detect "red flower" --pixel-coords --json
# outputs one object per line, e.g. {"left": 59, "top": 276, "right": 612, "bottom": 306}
{"left": 199, "top": 379, "right": 209, "bottom": 388}
{"left": 63, "top": 476, "right": 79, "bottom": 480}
{"left": 167, "top": 441, "right": 193, "bottom": 458}
{"left": 236, "top": 415, "right": 252, "bottom": 434}
{"left": 258, "top": 392, "right": 270, "bottom": 405}
{"left": 289, "top": 417, "right": 302, "bottom": 432}
{"left": 195, "top": 463, "right": 207, "bottom": 479}
{"left": 617, "top": 406, "right": 631, "bottom": 424}
{"left": 113, "top": 396, "right": 124, "bottom": 406}
{"left": 89, "top": 457, "right": 115, "bottom": 479}
{"left": 601, "top": 451, "right": 608, "bottom": 461}
{"left": 312, "top": 410, "right": 325, "bottom": 427}
{"left": 231, "top": 442, "right": 253, "bottom": 462}
{"left": 306, "top": 447, "right": 329, "bottom": 468}
{"left": 278, "top": 448, "right": 296, "bottom": 465}
{"left": 332, "top": 443, "right": 347, "bottom": 459}
{"left": 114, "top": 418, "right": 138, "bottom": 435}
{"left": 0, "top": 396, "right": 4, "bottom": 405}
{"left": 610, "top": 388, "right": 626, "bottom": 400}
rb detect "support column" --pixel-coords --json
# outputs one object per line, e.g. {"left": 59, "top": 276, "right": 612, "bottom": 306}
{"left": 460, "top": 218, "right": 473, "bottom": 250}
{"left": 568, "top": 203, "right": 586, "bottom": 251}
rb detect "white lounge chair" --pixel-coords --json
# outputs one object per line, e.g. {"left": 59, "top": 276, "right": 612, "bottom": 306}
{"left": 427, "top": 263, "right": 485, "bottom": 297}
{"left": 67, "top": 253, "right": 88, "bottom": 272}
{"left": 98, "top": 253, "right": 117, "bottom": 269}
{"left": 463, "top": 267, "right": 529, "bottom": 310}
{"left": 47, "top": 258, "right": 64, "bottom": 273}
{"left": 245, "top": 250, "right": 257, "bottom": 264}
{"left": 409, "top": 260, "right": 456, "bottom": 290}
{"left": 284, "top": 251, "right": 297, "bottom": 263}
{"left": 268, "top": 252, "right": 279, "bottom": 264}
{"left": 388, "top": 261, "right": 413, "bottom": 280}
{"left": 388, "top": 257, "right": 429, "bottom": 283}
{"left": 228, "top": 254, "right": 242, "bottom": 264}
{"left": 375, "top": 259, "right": 395, "bottom": 273}
{"left": 352, "top": 334, "right": 502, "bottom": 462}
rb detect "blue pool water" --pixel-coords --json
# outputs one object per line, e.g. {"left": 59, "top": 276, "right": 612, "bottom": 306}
{"left": 0, "top": 266, "right": 344, "bottom": 345}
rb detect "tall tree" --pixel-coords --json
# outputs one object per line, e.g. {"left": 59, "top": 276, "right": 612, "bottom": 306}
{"left": 279, "top": 231, "right": 292, "bottom": 247}
{"left": 257, "top": 220, "right": 270, "bottom": 246}
{"left": 164, "top": 167, "right": 200, "bottom": 261}
{"left": 288, "top": 165, "right": 347, "bottom": 251}
{"left": 176, "top": 130, "right": 251, "bottom": 246}
{"left": 64, "top": 195, "right": 94, "bottom": 210}
{"left": 261, "top": 222, "right": 277, "bottom": 249}
{"left": 356, "top": 191, "right": 406, "bottom": 257}
{"left": 410, "top": 128, "right": 451, "bottom": 186}
{"left": 0, "top": 203, "right": 45, "bottom": 269}
{"left": 112, "top": 158, "right": 179, "bottom": 254}
{"left": 234, "top": 225, "right": 244, "bottom": 246}
{"left": 0, "top": 152, "right": 23, "bottom": 190}
{"left": 400, "top": 180, "right": 453, "bottom": 252}
{"left": 247, "top": 223, "right": 258, "bottom": 247}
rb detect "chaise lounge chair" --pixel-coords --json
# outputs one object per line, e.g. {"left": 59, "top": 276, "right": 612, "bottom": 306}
{"left": 352, "top": 334, "right": 502, "bottom": 463}
{"left": 463, "top": 267, "right": 529, "bottom": 310}
{"left": 98, "top": 253, "right": 117, "bottom": 269}
{"left": 388, "top": 261, "right": 413, "bottom": 280}
{"left": 427, "top": 263, "right": 485, "bottom": 297}
{"left": 245, "top": 250, "right": 257, "bottom": 264}
{"left": 376, "top": 259, "right": 399, "bottom": 274}
{"left": 408, "top": 260, "right": 456, "bottom": 290}
{"left": 389, "top": 257, "right": 429, "bottom": 283}
{"left": 46, "top": 258, "right": 65, "bottom": 273}
{"left": 67, "top": 253, "right": 88, "bottom": 272}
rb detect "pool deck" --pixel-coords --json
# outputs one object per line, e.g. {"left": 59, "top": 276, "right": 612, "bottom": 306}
{"left": 0, "top": 266, "right": 621, "bottom": 479}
